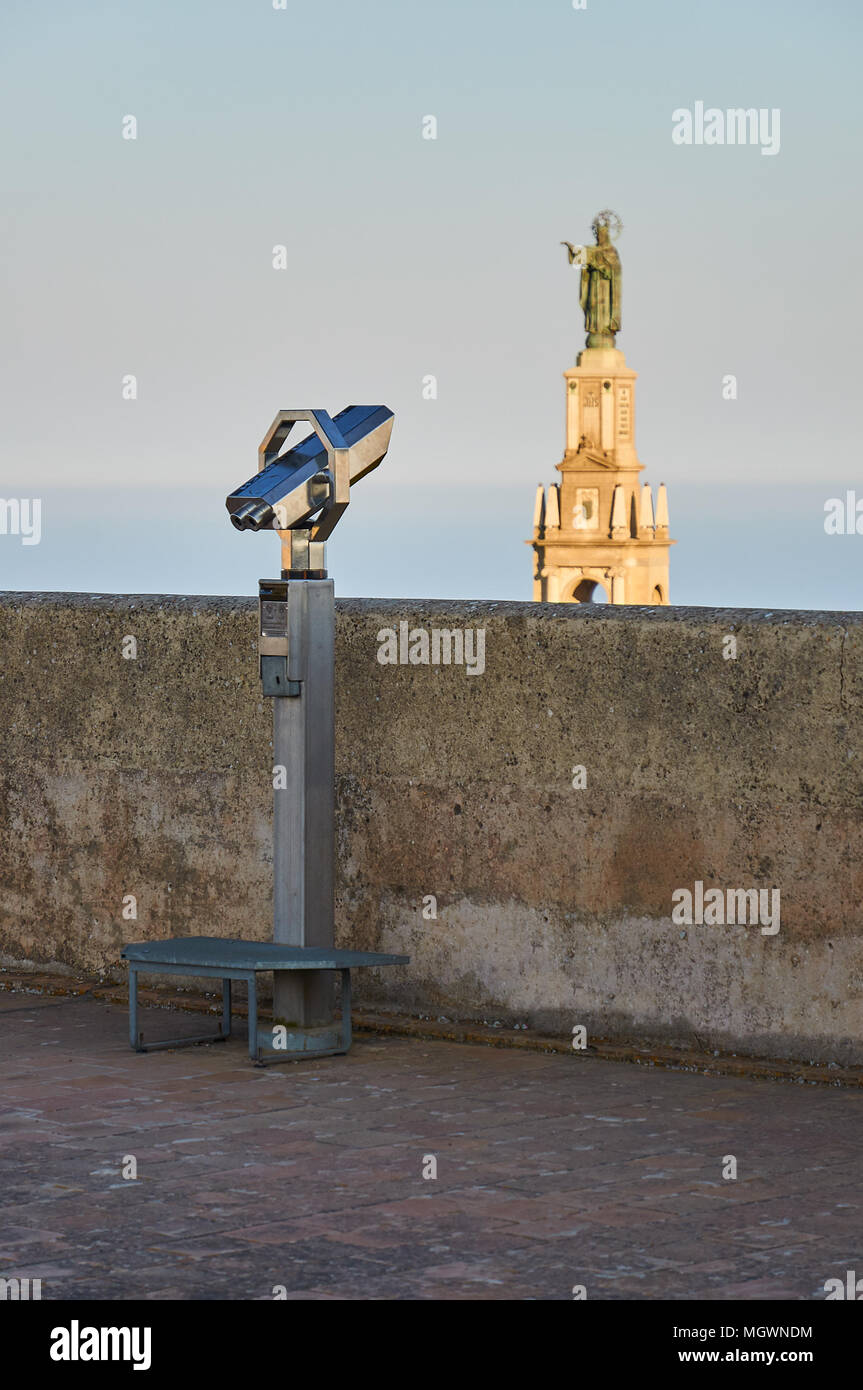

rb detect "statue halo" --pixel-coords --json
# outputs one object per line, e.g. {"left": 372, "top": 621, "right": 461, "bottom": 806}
{"left": 591, "top": 209, "right": 623, "bottom": 242}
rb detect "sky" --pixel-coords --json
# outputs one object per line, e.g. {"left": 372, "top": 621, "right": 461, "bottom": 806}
{"left": 2, "top": 0, "right": 862, "bottom": 607}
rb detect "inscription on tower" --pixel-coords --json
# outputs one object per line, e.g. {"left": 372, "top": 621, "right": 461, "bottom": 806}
{"left": 617, "top": 384, "right": 632, "bottom": 442}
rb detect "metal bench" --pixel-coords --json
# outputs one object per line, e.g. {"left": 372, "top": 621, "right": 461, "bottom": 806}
{"left": 122, "top": 937, "right": 409, "bottom": 1065}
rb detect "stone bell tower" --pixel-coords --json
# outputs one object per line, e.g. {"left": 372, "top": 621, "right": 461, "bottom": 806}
{"left": 529, "top": 211, "right": 673, "bottom": 605}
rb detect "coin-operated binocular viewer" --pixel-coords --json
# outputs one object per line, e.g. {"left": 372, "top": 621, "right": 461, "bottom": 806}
{"left": 225, "top": 405, "right": 405, "bottom": 1059}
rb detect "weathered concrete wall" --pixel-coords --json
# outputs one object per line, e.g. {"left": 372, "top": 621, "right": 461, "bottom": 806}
{"left": 1, "top": 592, "right": 862, "bottom": 1064}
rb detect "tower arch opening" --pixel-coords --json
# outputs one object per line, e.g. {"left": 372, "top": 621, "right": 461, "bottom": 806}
{"left": 570, "top": 579, "right": 608, "bottom": 604}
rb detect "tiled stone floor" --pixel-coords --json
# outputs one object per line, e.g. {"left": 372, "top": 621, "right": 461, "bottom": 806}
{"left": 1, "top": 990, "right": 861, "bottom": 1300}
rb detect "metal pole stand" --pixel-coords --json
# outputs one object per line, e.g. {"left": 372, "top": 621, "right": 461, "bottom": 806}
{"left": 260, "top": 535, "right": 338, "bottom": 1056}
{"left": 226, "top": 407, "right": 395, "bottom": 1062}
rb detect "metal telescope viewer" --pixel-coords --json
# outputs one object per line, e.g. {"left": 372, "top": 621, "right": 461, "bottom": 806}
{"left": 118, "top": 406, "right": 406, "bottom": 1065}
{"left": 225, "top": 405, "right": 397, "bottom": 1059}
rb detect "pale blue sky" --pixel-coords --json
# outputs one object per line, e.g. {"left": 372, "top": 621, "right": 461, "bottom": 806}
{"left": 2, "top": 0, "right": 861, "bottom": 605}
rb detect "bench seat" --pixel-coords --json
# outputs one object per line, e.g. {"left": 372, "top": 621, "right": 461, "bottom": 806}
{"left": 122, "top": 936, "right": 409, "bottom": 1064}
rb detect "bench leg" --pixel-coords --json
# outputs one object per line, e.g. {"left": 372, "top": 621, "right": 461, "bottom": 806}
{"left": 340, "top": 969, "right": 352, "bottom": 1053}
{"left": 248, "top": 974, "right": 258, "bottom": 1062}
{"left": 129, "top": 966, "right": 141, "bottom": 1051}
{"left": 129, "top": 966, "right": 232, "bottom": 1053}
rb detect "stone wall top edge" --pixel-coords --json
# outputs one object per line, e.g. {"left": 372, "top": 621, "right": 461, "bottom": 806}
{"left": 0, "top": 590, "right": 258, "bottom": 614}
{"left": 0, "top": 590, "right": 860, "bottom": 628}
